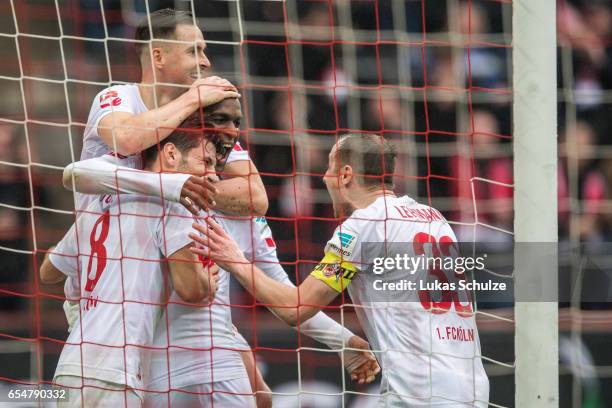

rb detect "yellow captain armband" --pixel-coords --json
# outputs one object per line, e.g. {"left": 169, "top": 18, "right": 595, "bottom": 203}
{"left": 310, "top": 252, "right": 358, "bottom": 293}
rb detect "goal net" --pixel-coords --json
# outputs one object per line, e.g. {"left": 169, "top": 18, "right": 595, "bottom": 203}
{"left": 0, "top": 0, "right": 608, "bottom": 406}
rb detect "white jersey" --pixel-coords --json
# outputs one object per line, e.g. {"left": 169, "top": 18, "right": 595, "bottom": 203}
{"left": 78, "top": 84, "right": 249, "bottom": 211}
{"left": 311, "top": 195, "right": 489, "bottom": 407}
{"left": 49, "top": 193, "right": 196, "bottom": 396}
{"left": 147, "top": 215, "right": 282, "bottom": 391}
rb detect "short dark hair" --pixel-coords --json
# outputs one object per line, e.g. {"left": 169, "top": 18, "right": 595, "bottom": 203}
{"left": 336, "top": 134, "right": 396, "bottom": 189}
{"left": 134, "top": 8, "right": 197, "bottom": 56}
{"left": 142, "top": 112, "right": 206, "bottom": 168}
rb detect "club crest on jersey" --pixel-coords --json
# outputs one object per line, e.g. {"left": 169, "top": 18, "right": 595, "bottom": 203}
{"left": 99, "top": 90, "right": 122, "bottom": 109}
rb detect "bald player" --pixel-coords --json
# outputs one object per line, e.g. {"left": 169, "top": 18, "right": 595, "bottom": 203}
{"left": 193, "top": 134, "right": 490, "bottom": 407}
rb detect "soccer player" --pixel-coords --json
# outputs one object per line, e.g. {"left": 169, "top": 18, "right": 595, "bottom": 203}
{"left": 39, "top": 127, "right": 222, "bottom": 407}
{"left": 76, "top": 7, "right": 267, "bottom": 215}
{"left": 66, "top": 98, "right": 380, "bottom": 407}
{"left": 192, "top": 134, "right": 490, "bottom": 407}
{"left": 62, "top": 8, "right": 268, "bottom": 349}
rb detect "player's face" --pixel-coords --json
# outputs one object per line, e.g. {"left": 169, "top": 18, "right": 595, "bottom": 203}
{"left": 178, "top": 139, "right": 218, "bottom": 179}
{"left": 162, "top": 24, "right": 210, "bottom": 85}
{"left": 204, "top": 98, "right": 242, "bottom": 165}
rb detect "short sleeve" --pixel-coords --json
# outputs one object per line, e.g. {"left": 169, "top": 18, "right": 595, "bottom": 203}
{"left": 225, "top": 141, "right": 249, "bottom": 163}
{"left": 156, "top": 203, "right": 198, "bottom": 257}
{"left": 253, "top": 217, "right": 277, "bottom": 261}
{"left": 90, "top": 86, "right": 140, "bottom": 131}
{"left": 49, "top": 223, "right": 80, "bottom": 278}
{"left": 251, "top": 217, "right": 289, "bottom": 281}
{"left": 323, "top": 221, "right": 362, "bottom": 268}
{"left": 310, "top": 220, "right": 362, "bottom": 293}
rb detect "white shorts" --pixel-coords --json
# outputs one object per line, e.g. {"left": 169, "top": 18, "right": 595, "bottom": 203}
{"left": 55, "top": 375, "right": 142, "bottom": 408}
{"left": 144, "top": 377, "right": 255, "bottom": 408}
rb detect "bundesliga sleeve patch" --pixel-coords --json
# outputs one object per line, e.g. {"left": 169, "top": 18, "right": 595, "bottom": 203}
{"left": 326, "top": 228, "right": 359, "bottom": 259}
{"left": 310, "top": 252, "right": 357, "bottom": 293}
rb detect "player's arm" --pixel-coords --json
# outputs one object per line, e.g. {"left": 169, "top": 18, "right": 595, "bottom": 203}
{"left": 214, "top": 159, "right": 268, "bottom": 216}
{"left": 63, "top": 155, "right": 267, "bottom": 216}
{"left": 250, "top": 222, "right": 357, "bottom": 347}
{"left": 255, "top": 260, "right": 380, "bottom": 384}
{"left": 234, "top": 330, "right": 273, "bottom": 408}
{"left": 63, "top": 155, "right": 216, "bottom": 214}
{"left": 40, "top": 246, "right": 66, "bottom": 284}
{"left": 41, "top": 225, "right": 80, "bottom": 285}
{"left": 167, "top": 244, "right": 219, "bottom": 303}
{"left": 190, "top": 217, "right": 338, "bottom": 325}
{"left": 98, "top": 78, "right": 239, "bottom": 156}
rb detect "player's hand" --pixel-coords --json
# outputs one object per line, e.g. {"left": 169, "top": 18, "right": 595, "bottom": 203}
{"left": 344, "top": 335, "right": 380, "bottom": 385}
{"left": 189, "top": 216, "right": 248, "bottom": 272}
{"left": 63, "top": 300, "right": 80, "bottom": 333}
{"left": 180, "top": 175, "right": 218, "bottom": 214}
{"left": 190, "top": 76, "right": 241, "bottom": 108}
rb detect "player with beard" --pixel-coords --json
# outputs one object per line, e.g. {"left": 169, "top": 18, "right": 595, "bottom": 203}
{"left": 61, "top": 100, "right": 379, "bottom": 407}
{"left": 40, "top": 121, "right": 221, "bottom": 407}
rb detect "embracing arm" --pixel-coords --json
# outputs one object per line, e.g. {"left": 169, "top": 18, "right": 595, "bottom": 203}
{"left": 63, "top": 155, "right": 217, "bottom": 214}
{"left": 192, "top": 217, "right": 381, "bottom": 384}
{"left": 98, "top": 78, "right": 239, "bottom": 156}
{"left": 190, "top": 218, "right": 337, "bottom": 325}
{"left": 214, "top": 159, "right": 268, "bottom": 216}
{"left": 40, "top": 246, "right": 66, "bottom": 285}
{"left": 230, "top": 262, "right": 335, "bottom": 326}
{"left": 256, "top": 261, "right": 355, "bottom": 348}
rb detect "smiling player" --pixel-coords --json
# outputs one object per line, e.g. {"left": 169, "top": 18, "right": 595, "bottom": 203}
{"left": 192, "top": 134, "right": 490, "bottom": 407}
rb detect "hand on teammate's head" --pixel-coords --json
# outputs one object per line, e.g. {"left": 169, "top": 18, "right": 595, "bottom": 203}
{"left": 191, "top": 76, "right": 240, "bottom": 109}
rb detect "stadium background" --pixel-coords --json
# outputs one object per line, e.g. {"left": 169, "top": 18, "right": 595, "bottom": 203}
{"left": 0, "top": 0, "right": 610, "bottom": 406}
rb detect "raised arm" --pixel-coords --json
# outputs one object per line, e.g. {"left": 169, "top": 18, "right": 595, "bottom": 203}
{"left": 98, "top": 77, "right": 239, "bottom": 156}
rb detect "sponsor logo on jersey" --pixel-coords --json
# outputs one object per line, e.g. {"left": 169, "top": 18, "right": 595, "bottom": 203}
{"left": 265, "top": 237, "right": 276, "bottom": 248}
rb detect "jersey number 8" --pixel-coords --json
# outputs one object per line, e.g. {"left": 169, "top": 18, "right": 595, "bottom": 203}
{"left": 85, "top": 211, "right": 110, "bottom": 292}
